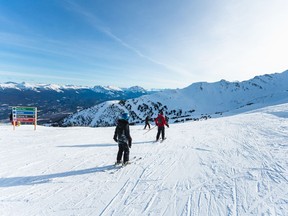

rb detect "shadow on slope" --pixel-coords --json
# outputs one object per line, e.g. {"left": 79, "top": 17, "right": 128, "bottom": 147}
{"left": 56, "top": 140, "right": 155, "bottom": 148}
{"left": 268, "top": 111, "right": 288, "bottom": 119}
{"left": 57, "top": 143, "right": 116, "bottom": 148}
{"left": 219, "top": 100, "right": 288, "bottom": 119}
{"left": 0, "top": 165, "right": 116, "bottom": 187}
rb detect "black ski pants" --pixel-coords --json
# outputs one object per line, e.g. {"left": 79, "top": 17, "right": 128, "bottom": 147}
{"left": 144, "top": 122, "right": 150, "bottom": 129}
{"left": 156, "top": 126, "right": 165, "bottom": 140}
{"left": 117, "top": 142, "right": 129, "bottom": 163}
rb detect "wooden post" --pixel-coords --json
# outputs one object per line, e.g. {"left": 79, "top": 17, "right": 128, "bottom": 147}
{"left": 34, "top": 107, "right": 37, "bottom": 130}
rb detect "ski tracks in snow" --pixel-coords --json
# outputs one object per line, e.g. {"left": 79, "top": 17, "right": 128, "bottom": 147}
{"left": 99, "top": 143, "right": 180, "bottom": 215}
{"left": 97, "top": 114, "right": 288, "bottom": 215}
{"left": 1, "top": 105, "right": 288, "bottom": 216}
{"left": 167, "top": 114, "right": 288, "bottom": 216}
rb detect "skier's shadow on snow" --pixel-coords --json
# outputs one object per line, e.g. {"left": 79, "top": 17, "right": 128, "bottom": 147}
{"left": 0, "top": 165, "right": 116, "bottom": 187}
{"left": 57, "top": 143, "right": 117, "bottom": 148}
{"left": 57, "top": 141, "right": 155, "bottom": 148}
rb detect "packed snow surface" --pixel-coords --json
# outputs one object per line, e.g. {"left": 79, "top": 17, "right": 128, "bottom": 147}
{"left": 0, "top": 103, "right": 288, "bottom": 215}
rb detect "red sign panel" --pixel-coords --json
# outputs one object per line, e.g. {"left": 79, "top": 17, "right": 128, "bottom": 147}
{"left": 15, "top": 118, "right": 35, "bottom": 122}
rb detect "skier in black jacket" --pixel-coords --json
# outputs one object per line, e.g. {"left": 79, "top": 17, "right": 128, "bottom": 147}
{"left": 144, "top": 115, "right": 151, "bottom": 129}
{"left": 113, "top": 113, "right": 132, "bottom": 165}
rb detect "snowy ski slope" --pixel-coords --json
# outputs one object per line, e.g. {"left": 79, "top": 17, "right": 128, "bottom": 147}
{"left": 0, "top": 103, "right": 288, "bottom": 215}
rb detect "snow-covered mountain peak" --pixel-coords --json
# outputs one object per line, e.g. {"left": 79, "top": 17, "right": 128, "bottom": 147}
{"left": 92, "top": 85, "right": 147, "bottom": 94}
{"left": 63, "top": 70, "right": 288, "bottom": 127}
{"left": 0, "top": 82, "right": 148, "bottom": 94}
{"left": 124, "top": 86, "right": 146, "bottom": 93}
{"left": 0, "top": 82, "right": 19, "bottom": 90}
{"left": 0, "top": 82, "right": 151, "bottom": 123}
{"left": 0, "top": 81, "right": 86, "bottom": 92}
{"left": 92, "top": 85, "right": 123, "bottom": 93}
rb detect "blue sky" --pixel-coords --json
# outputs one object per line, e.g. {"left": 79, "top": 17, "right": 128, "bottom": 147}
{"left": 0, "top": 0, "right": 288, "bottom": 89}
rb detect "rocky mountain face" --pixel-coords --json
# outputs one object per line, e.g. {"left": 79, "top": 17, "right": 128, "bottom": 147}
{"left": 0, "top": 82, "right": 152, "bottom": 124}
{"left": 62, "top": 70, "right": 288, "bottom": 127}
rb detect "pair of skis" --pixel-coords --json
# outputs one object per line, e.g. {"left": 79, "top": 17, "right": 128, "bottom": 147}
{"left": 154, "top": 137, "right": 167, "bottom": 143}
{"left": 108, "top": 156, "right": 142, "bottom": 174}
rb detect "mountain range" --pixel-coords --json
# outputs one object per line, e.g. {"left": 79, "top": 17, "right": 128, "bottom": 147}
{"left": 62, "top": 70, "right": 288, "bottom": 127}
{"left": 0, "top": 82, "right": 153, "bottom": 124}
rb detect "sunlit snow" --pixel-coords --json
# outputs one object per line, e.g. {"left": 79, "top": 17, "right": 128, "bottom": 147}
{"left": 1, "top": 103, "right": 287, "bottom": 215}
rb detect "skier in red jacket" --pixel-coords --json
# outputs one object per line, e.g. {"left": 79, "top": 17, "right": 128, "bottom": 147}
{"left": 154, "top": 111, "right": 169, "bottom": 141}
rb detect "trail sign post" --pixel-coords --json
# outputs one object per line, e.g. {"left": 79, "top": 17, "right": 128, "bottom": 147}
{"left": 12, "top": 107, "right": 37, "bottom": 130}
